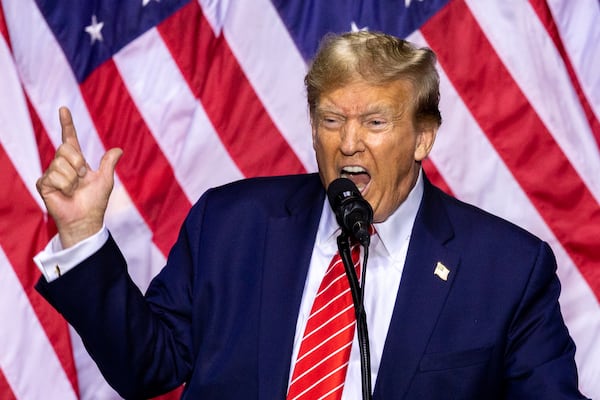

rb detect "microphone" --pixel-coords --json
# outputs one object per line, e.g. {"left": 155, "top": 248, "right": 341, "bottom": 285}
{"left": 327, "top": 178, "right": 373, "bottom": 247}
{"left": 328, "top": 178, "right": 374, "bottom": 400}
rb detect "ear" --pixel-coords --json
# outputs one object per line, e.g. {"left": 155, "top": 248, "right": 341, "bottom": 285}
{"left": 414, "top": 122, "right": 438, "bottom": 162}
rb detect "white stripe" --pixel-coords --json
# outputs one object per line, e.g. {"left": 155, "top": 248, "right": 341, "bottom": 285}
{"left": 202, "top": 0, "right": 318, "bottom": 172}
{"left": 317, "top": 252, "right": 360, "bottom": 296}
{"left": 318, "top": 383, "right": 345, "bottom": 400}
{"left": 548, "top": 0, "right": 600, "bottom": 122}
{"left": 0, "top": 247, "right": 77, "bottom": 400}
{"left": 291, "top": 341, "right": 353, "bottom": 386}
{"left": 464, "top": 0, "right": 600, "bottom": 202}
{"left": 295, "top": 322, "right": 355, "bottom": 366}
{"left": 303, "top": 303, "right": 354, "bottom": 341}
{"left": 289, "top": 362, "right": 349, "bottom": 400}
{"left": 413, "top": 29, "right": 600, "bottom": 398}
{"left": 0, "top": 31, "right": 43, "bottom": 209}
{"left": 3, "top": 0, "right": 106, "bottom": 168}
{"left": 317, "top": 270, "right": 348, "bottom": 297}
{"left": 113, "top": 27, "right": 244, "bottom": 203}
{"left": 311, "top": 287, "right": 352, "bottom": 320}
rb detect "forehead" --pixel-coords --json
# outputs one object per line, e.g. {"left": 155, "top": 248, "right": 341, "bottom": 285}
{"left": 317, "top": 79, "right": 414, "bottom": 115}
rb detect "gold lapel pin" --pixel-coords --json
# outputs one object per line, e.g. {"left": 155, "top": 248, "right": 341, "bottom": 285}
{"left": 434, "top": 261, "right": 450, "bottom": 281}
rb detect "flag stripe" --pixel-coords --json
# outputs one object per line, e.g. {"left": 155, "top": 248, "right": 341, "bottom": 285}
{"left": 3, "top": 1, "right": 173, "bottom": 393}
{"left": 421, "top": 0, "right": 600, "bottom": 300}
{"left": 80, "top": 59, "right": 192, "bottom": 256}
{"left": 0, "top": 9, "right": 78, "bottom": 395}
{"left": 0, "top": 33, "right": 44, "bottom": 208}
{"left": 416, "top": 25, "right": 559, "bottom": 245}
{"left": 528, "top": 0, "right": 600, "bottom": 150}
{"left": 213, "top": 0, "right": 317, "bottom": 171}
{"left": 422, "top": 159, "right": 453, "bottom": 196}
{"left": 463, "top": 0, "right": 600, "bottom": 202}
{"left": 26, "top": 95, "right": 56, "bottom": 174}
{"left": 0, "top": 247, "right": 76, "bottom": 399}
{"left": 157, "top": 1, "right": 307, "bottom": 178}
{"left": 0, "top": 1, "right": 9, "bottom": 50}
{"left": 113, "top": 27, "right": 243, "bottom": 202}
{"left": 545, "top": 0, "right": 600, "bottom": 127}
{"left": 0, "top": 246, "right": 78, "bottom": 400}
{"left": 0, "top": 144, "right": 79, "bottom": 396}
{"left": 0, "top": 358, "right": 16, "bottom": 400}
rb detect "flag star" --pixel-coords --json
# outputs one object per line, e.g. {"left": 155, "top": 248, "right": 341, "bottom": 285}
{"left": 405, "top": 0, "right": 425, "bottom": 7}
{"left": 85, "top": 15, "right": 104, "bottom": 44}
{"left": 350, "top": 21, "right": 368, "bottom": 32}
{"left": 142, "top": 0, "right": 160, "bottom": 6}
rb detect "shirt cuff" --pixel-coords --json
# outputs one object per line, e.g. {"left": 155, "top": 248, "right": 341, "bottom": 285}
{"left": 33, "top": 226, "right": 109, "bottom": 282}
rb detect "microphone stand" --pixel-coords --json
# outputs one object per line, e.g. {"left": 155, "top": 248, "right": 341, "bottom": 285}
{"left": 337, "top": 233, "right": 372, "bottom": 400}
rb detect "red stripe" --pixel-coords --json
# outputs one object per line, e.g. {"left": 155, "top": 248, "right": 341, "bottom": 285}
{"left": 80, "top": 60, "right": 192, "bottom": 256}
{"left": 0, "top": 369, "right": 16, "bottom": 400}
{"left": 157, "top": 1, "right": 306, "bottom": 178}
{"left": 423, "top": 158, "right": 454, "bottom": 196}
{"left": 0, "top": 144, "right": 79, "bottom": 395}
{"left": 27, "top": 95, "right": 56, "bottom": 173}
{"left": 0, "top": 2, "right": 10, "bottom": 50}
{"left": 529, "top": 0, "right": 600, "bottom": 151}
{"left": 26, "top": 94, "right": 60, "bottom": 238}
{"left": 421, "top": 0, "right": 600, "bottom": 299}
{"left": 150, "top": 386, "right": 183, "bottom": 400}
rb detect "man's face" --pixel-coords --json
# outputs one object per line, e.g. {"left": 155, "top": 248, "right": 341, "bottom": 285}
{"left": 312, "top": 79, "right": 436, "bottom": 223}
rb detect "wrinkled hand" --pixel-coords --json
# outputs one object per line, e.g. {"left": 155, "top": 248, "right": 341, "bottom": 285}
{"left": 36, "top": 107, "right": 122, "bottom": 248}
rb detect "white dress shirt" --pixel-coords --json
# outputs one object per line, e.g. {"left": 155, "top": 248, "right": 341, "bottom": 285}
{"left": 289, "top": 172, "right": 423, "bottom": 399}
{"left": 34, "top": 225, "right": 109, "bottom": 281}
{"left": 34, "top": 172, "right": 424, "bottom": 399}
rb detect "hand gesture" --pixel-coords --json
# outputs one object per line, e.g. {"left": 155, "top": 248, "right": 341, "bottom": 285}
{"left": 36, "top": 107, "right": 122, "bottom": 248}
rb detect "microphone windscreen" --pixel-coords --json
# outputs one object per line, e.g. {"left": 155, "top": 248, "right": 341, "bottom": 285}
{"left": 327, "top": 178, "right": 360, "bottom": 210}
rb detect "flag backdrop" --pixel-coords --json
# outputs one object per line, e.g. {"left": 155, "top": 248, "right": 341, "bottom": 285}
{"left": 0, "top": 0, "right": 598, "bottom": 398}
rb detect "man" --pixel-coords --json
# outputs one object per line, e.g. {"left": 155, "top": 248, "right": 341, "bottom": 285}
{"left": 34, "top": 32, "right": 586, "bottom": 399}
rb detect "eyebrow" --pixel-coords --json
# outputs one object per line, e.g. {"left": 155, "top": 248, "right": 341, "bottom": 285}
{"left": 316, "top": 104, "right": 396, "bottom": 116}
{"left": 316, "top": 107, "right": 405, "bottom": 124}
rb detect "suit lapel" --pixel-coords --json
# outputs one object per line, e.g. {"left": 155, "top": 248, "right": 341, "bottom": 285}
{"left": 373, "top": 178, "right": 460, "bottom": 399}
{"left": 257, "top": 175, "right": 325, "bottom": 399}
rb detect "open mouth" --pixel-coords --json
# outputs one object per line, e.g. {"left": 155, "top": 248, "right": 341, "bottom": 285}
{"left": 340, "top": 166, "right": 371, "bottom": 192}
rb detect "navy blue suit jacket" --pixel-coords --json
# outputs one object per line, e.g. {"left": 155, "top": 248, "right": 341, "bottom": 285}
{"left": 37, "top": 173, "right": 586, "bottom": 399}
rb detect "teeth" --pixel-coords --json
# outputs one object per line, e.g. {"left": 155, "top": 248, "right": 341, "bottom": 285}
{"left": 341, "top": 166, "right": 367, "bottom": 174}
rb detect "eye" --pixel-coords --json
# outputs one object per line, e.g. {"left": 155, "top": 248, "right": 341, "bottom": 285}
{"left": 364, "top": 118, "right": 390, "bottom": 131}
{"left": 319, "top": 115, "right": 344, "bottom": 129}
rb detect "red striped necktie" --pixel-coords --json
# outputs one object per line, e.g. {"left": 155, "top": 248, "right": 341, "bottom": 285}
{"left": 287, "top": 242, "right": 361, "bottom": 400}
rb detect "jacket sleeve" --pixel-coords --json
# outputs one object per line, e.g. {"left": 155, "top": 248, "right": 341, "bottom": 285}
{"left": 503, "top": 241, "right": 589, "bottom": 399}
{"left": 35, "top": 195, "right": 211, "bottom": 399}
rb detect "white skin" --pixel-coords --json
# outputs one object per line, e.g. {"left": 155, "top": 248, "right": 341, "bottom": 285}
{"left": 36, "top": 107, "right": 122, "bottom": 248}
{"left": 312, "top": 79, "right": 438, "bottom": 223}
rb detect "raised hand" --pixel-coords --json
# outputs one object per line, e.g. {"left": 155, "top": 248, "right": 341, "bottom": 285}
{"left": 36, "top": 107, "right": 123, "bottom": 248}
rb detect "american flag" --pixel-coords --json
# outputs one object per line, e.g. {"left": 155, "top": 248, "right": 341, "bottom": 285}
{"left": 0, "top": 0, "right": 598, "bottom": 398}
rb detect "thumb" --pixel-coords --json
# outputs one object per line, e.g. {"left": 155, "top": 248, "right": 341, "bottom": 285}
{"left": 99, "top": 148, "right": 123, "bottom": 179}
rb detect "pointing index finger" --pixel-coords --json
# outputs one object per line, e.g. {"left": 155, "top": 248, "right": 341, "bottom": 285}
{"left": 59, "top": 106, "right": 82, "bottom": 153}
{"left": 59, "top": 106, "right": 87, "bottom": 176}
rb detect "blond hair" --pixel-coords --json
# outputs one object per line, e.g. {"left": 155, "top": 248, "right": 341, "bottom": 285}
{"left": 305, "top": 31, "right": 442, "bottom": 127}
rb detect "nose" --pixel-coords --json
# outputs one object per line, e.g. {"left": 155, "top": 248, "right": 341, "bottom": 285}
{"left": 339, "top": 119, "right": 365, "bottom": 155}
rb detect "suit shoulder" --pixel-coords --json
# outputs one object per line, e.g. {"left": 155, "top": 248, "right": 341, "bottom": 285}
{"left": 189, "top": 173, "right": 323, "bottom": 216}
{"left": 431, "top": 184, "right": 543, "bottom": 248}
{"left": 209, "top": 173, "right": 321, "bottom": 200}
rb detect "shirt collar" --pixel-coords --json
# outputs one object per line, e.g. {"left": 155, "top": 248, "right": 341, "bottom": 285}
{"left": 374, "top": 170, "right": 423, "bottom": 259}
